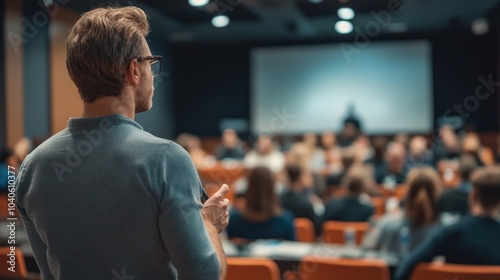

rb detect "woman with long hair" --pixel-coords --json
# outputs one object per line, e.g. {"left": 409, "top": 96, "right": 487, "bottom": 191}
{"left": 226, "top": 166, "right": 296, "bottom": 241}
{"left": 364, "top": 166, "right": 442, "bottom": 254}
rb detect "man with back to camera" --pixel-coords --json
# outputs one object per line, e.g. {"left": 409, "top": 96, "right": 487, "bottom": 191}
{"left": 15, "top": 6, "right": 229, "bottom": 280}
{"left": 395, "top": 166, "right": 500, "bottom": 280}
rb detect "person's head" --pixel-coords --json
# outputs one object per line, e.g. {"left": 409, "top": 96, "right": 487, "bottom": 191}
{"left": 1, "top": 147, "right": 15, "bottom": 166}
{"left": 66, "top": 6, "right": 159, "bottom": 113}
{"left": 221, "top": 128, "right": 239, "bottom": 148}
{"left": 321, "top": 131, "right": 336, "bottom": 150}
{"left": 244, "top": 166, "right": 280, "bottom": 219}
{"left": 342, "top": 119, "right": 360, "bottom": 138}
{"left": 341, "top": 165, "right": 370, "bottom": 196}
{"left": 385, "top": 142, "right": 406, "bottom": 173}
{"left": 303, "top": 133, "right": 317, "bottom": 149}
{"left": 458, "top": 154, "right": 478, "bottom": 182}
{"left": 286, "top": 165, "right": 302, "bottom": 187}
{"left": 372, "top": 136, "right": 388, "bottom": 161}
{"left": 462, "top": 132, "right": 481, "bottom": 154}
{"left": 404, "top": 167, "right": 442, "bottom": 228}
{"left": 256, "top": 134, "right": 274, "bottom": 154}
{"left": 409, "top": 136, "right": 428, "bottom": 157}
{"left": 470, "top": 167, "right": 500, "bottom": 216}
{"left": 287, "top": 142, "right": 311, "bottom": 172}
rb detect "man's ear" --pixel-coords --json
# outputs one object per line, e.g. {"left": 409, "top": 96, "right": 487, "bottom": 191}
{"left": 126, "top": 60, "right": 140, "bottom": 85}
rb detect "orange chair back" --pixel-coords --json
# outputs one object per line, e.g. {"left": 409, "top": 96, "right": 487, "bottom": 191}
{"left": 322, "top": 221, "right": 368, "bottom": 245}
{"left": 411, "top": 263, "right": 500, "bottom": 280}
{"left": 294, "top": 218, "right": 316, "bottom": 243}
{"left": 0, "top": 247, "right": 27, "bottom": 277}
{"left": 226, "top": 258, "right": 280, "bottom": 280}
{"left": 297, "top": 256, "right": 389, "bottom": 280}
{"left": 371, "top": 197, "right": 386, "bottom": 217}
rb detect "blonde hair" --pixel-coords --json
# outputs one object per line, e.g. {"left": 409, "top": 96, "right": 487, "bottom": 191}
{"left": 66, "top": 6, "right": 150, "bottom": 102}
{"left": 404, "top": 167, "right": 442, "bottom": 228}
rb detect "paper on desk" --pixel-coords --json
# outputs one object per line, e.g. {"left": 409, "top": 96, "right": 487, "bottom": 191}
{"left": 250, "top": 241, "right": 313, "bottom": 259}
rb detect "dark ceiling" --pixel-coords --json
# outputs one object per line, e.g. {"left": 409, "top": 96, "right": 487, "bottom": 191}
{"left": 65, "top": 0, "right": 500, "bottom": 43}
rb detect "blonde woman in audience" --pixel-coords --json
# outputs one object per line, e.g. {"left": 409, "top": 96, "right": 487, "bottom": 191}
{"left": 226, "top": 166, "right": 296, "bottom": 241}
{"left": 363, "top": 167, "right": 442, "bottom": 254}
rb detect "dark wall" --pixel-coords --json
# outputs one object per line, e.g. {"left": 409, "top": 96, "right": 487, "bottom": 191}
{"left": 432, "top": 33, "right": 499, "bottom": 132}
{"left": 171, "top": 43, "right": 250, "bottom": 138}
{"left": 171, "top": 32, "right": 499, "bottom": 137}
{"left": 23, "top": 0, "right": 51, "bottom": 138}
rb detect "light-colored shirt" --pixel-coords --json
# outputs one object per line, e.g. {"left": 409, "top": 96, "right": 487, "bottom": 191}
{"left": 16, "top": 114, "right": 219, "bottom": 280}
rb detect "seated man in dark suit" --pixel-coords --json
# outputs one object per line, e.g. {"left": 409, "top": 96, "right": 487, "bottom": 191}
{"left": 323, "top": 165, "right": 374, "bottom": 222}
{"left": 395, "top": 166, "right": 500, "bottom": 280}
{"left": 439, "top": 154, "right": 478, "bottom": 216}
{"left": 280, "top": 165, "right": 320, "bottom": 235}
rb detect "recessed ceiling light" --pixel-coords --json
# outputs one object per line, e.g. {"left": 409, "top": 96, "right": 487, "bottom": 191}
{"left": 308, "top": 0, "right": 323, "bottom": 3}
{"left": 335, "top": 20, "right": 353, "bottom": 34}
{"left": 212, "top": 15, "right": 230, "bottom": 28}
{"left": 337, "top": 7, "right": 355, "bottom": 20}
{"left": 472, "top": 18, "right": 488, "bottom": 35}
{"left": 189, "top": 0, "right": 209, "bottom": 7}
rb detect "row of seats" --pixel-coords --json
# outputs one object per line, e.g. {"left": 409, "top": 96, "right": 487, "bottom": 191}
{"left": 4, "top": 246, "right": 500, "bottom": 280}
{"left": 226, "top": 257, "right": 500, "bottom": 280}
{"left": 295, "top": 218, "right": 368, "bottom": 244}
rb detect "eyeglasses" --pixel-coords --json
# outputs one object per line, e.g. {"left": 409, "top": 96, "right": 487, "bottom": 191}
{"left": 136, "top": 55, "right": 163, "bottom": 77}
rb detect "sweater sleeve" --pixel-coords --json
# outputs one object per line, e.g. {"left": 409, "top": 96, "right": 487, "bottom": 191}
{"left": 156, "top": 144, "right": 220, "bottom": 280}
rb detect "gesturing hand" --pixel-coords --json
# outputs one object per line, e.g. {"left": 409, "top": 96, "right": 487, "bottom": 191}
{"left": 201, "top": 184, "right": 230, "bottom": 233}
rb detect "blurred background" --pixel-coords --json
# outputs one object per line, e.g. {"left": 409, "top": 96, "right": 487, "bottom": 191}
{"left": 1, "top": 0, "right": 500, "bottom": 147}
{"left": 2, "top": 1, "right": 500, "bottom": 279}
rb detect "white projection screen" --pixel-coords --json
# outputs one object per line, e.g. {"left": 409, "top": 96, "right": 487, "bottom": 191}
{"left": 251, "top": 40, "right": 433, "bottom": 135}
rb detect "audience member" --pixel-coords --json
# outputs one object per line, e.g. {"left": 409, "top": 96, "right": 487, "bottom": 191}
{"left": 226, "top": 166, "right": 296, "bottom": 241}
{"left": 381, "top": 142, "right": 407, "bottom": 187}
{"left": 395, "top": 166, "right": 500, "bottom": 280}
{"left": 243, "top": 134, "right": 285, "bottom": 174}
{"left": 176, "top": 133, "right": 214, "bottom": 168}
{"left": 280, "top": 165, "right": 320, "bottom": 235}
{"left": 433, "top": 125, "right": 461, "bottom": 163}
{"left": 321, "top": 131, "right": 342, "bottom": 175}
{"left": 462, "top": 132, "right": 485, "bottom": 166}
{"left": 215, "top": 128, "right": 245, "bottom": 161}
{"left": 338, "top": 118, "right": 361, "bottom": 147}
{"left": 403, "top": 136, "right": 433, "bottom": 174}
{"left": 325, "top": 147, "right": 357, "bottom": 187}
{"left": 364, "top": 136, "right": 389, "bottom": 184}
{"left": 364, "top": 167, "right": 442, "bottom": 254}
{"left": 303, "top": 132, "right": 326, "bottom": 172}
{"left": 439, "top": 154, "right": 478, "bottom": 216}
{"left": 323, "top": 165, "right": 374, "bottom": 222}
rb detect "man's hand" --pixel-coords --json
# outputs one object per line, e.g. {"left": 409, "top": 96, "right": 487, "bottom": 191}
{"left": 202, "top": 184, "right": 230, "bottom": 233}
